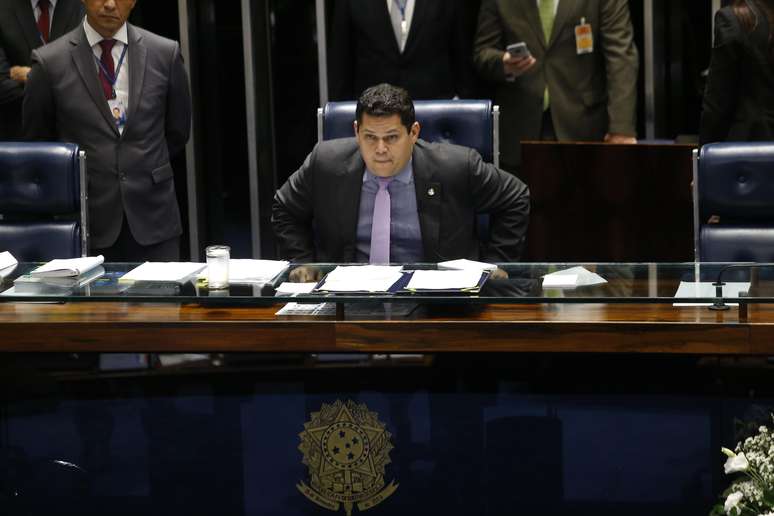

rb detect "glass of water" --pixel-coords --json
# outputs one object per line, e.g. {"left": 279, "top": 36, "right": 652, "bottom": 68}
{"left": 205, "top": 245, "right": 230, "bottom": 290}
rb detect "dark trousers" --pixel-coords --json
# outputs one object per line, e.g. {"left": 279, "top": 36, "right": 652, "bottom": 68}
{"left": 93, "top": 216, "right": 180, "bottom": 262}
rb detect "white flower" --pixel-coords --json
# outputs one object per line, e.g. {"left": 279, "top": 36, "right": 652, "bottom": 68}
{"left": 725, "top": 452, "right": 750, "bottom": 474}
{"left": 722, "top": 447, "right": 737, "bottom": 458}
{"left": 725, "top": 492, "right": 743, "bottom": 515}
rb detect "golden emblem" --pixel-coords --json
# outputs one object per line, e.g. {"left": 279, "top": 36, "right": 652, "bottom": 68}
{"left": 297, "top": 400, "right": 398, "bottom": 516}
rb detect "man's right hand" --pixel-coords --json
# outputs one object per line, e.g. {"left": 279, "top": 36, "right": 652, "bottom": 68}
{"left": 289, "top": 265, "right": 322, "bottom": 283}
{"left": 502, "top": 52, "right": 536, "bottom": 79}
{"left": 10, "top": 66, "right": 31, "bottom": 84}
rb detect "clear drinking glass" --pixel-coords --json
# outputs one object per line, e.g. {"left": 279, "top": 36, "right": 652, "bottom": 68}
{"left": 205, "top": 245, "right": 230, "bottom": 289}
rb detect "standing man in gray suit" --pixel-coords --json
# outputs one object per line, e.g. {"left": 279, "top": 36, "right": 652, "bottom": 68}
{"left": 0, "top": 0, "right": 84, "bottom": 139}
{"left": 23, "top": 0, "right": 191, "bottom": 261}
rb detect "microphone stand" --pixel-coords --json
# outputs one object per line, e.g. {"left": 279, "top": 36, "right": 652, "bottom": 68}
{"left": 709, "top": 263, "right": 772, "bottom": 314}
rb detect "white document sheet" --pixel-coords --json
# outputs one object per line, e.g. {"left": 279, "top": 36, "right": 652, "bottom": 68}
{"left": 120, "top": 262, "right": 206, "bottom": 283}
{"left": 276, "top": 302, "right": 336, "bottom": 316}
{"left": 0, "top": 251, "right": 17, "bottom": 270}
{"left": 437, "top": 258, "right": 497, "bottom": 272}
{"left": 406, "top": 269, "right": 483, "bottom": 290}
{"left": 0, "top": 251, "right": 17, "bottom": 277}
{"left": 317, "top": 265, "right": 404, "bottom": 292}
{"left": 275, "top": 282, "right": 317, "bottom": 295}
{"left": 197, "top": 259, "right": 289, "bottom": 284}
{"left": 542, "top": 266, "right": 607, "bottom": 288}
{"left": 673, "top": 281, "right": 751, "bottom": 306}
{"left": 30, "top": 255, "right": 104, "bottom": 277}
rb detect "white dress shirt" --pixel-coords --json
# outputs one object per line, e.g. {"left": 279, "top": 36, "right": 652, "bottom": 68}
{"left": 386, "top": 0, "right": 415, "bottom": 52}
{"left": 83, "top": 18, "right": 130, "bottom": 133}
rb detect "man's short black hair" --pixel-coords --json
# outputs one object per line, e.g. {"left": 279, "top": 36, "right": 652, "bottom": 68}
{"left": 355, "top": 83, "right": 415, "bottom": 132}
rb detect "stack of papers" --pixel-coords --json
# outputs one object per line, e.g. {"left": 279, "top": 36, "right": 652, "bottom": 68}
{"left": 542, "top": 266, "right": 607, "bottom": 289}
{"left": 120, "top": 262, "right": 206, "bottom": 283}
{"left": 15, "top": 265, "right": 105, "bottom": 292}
{"left": 405, "top": 269, "right": 484, "bottom": 291}
{"left": 30, "top": 255, "right": 104, "bottom": 278}
{"left": 198, "top": 259, "right": 289, "bottom": 284}
{"left": 317, "top": 265, "right": 404, "bottom": 292}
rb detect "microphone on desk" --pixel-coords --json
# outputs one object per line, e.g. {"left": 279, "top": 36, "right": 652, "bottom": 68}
{"left": 709, "top": 262, "right": 772, "bottom": 311}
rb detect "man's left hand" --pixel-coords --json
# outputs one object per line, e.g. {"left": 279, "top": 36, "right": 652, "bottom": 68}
{"left": 10, "top": 66, "right": 31, "bottom": 83}
{"left": 490, "top": 267, "right": 508, "bottom": 280}
{"left": 604, "top": 133, "right": 637, "bottom": 144}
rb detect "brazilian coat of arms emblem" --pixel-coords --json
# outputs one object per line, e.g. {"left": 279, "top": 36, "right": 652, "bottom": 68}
{"left": 297, "top": 400, "right": 398, "bottom": 515}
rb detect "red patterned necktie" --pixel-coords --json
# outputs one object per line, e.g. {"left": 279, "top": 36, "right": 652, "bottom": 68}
{"left": 37, "top": 0, "right": 50, "bottom": 44}
{"left": 98, "top": 39, "right": 116, "bottom": 99}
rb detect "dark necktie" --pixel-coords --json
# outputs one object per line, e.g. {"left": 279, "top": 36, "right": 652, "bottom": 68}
{"left": 98, "top": 39, "right": 116, "bottom": 100}
{"left": 37, "top": 0, "right": 50, "bottom": 44}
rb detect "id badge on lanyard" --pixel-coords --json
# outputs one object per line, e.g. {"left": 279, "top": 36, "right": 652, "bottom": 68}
{"left": 575, "top": 17, "right": 594, "bottom": 55}
{"left": 95, "top": 44, "right": 128, "bottom": 130}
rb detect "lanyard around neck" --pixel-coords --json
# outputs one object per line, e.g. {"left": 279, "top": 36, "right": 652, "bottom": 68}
{"left": 93, "top": 43, "right": 128, "bottom": 88}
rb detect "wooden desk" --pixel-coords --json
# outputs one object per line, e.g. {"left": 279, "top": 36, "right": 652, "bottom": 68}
{"left": 2, "top": 300, "right": 772, "bottom": 355}
{"left": 520, "top": 142, "right": 696, "bottom": 262}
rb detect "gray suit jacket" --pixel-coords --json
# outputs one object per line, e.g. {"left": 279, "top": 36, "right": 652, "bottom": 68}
{"left": 272, "top": 138, "right": 530, "bottom": 263}
{"left": 0, "top": 0, "right": 83, "bottom": 138}
{"left": 23, "top": 23, "right": 191, "bottom": 248}
{"left": 474, "top": 0, "right": 638, "bottom": 168}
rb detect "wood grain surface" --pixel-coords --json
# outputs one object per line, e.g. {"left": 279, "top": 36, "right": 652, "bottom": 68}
{"left": 1, "top": 300, "right": 771, "bottom": 354}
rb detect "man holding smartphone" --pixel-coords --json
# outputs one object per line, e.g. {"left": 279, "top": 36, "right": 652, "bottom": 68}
{"left": 474, "top": 0, "right": 639, "bottom": 172}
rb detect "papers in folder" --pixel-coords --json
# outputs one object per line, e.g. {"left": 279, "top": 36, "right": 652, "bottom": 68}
{"left": 120, "top": 262, "right": 206, "bottom": 283}
{"left": 316, "top": 265, "right": 404, "bottom": 292}
{"left": 673, "top": 281, "right": 751, "bottom": 306}
{"left": 30, "top": 255, "right": 104, "bottom": 278}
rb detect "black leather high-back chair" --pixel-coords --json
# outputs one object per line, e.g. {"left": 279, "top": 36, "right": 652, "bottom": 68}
{"left": 318, "top": 100, "right": 500, "bottom": 240}
{"left": 693, "top": 142, "right": 774, "bottom": 262}
{"left": 318, "top": 99, "right": 500, "bottom": 166}
{"left": 0, "top": 142, "right": 88, "bottom": 261}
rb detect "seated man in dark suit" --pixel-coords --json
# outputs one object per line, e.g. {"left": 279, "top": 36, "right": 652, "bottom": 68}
{"left": 272, "top": 83, "right": 530, "bottom": 280}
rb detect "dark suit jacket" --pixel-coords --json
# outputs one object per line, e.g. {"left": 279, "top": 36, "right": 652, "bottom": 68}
{"left": 328, "top": 0, "right": 474, "bottom": 101}
{"left": 272, "top": 138, "right": 530, "bottom": 263}
{"left": 474, "top": 0, "right": 638, "bottom": 168}
{"left": 23, "top": 24, "right": 192, "bottom": 249}
{"left": 0, "top": 0, "right": 83, "bottom": 138}
{"left": 700, "top": 1, "right": 774, "bottom": 145}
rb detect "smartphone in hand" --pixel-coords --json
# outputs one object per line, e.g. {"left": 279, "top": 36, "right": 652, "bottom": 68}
{"left": 506, "top": 42, "right": 531, "bottom": 59}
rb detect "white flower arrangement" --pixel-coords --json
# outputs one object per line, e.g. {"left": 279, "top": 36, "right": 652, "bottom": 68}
{"left": 711, "top": 417, "right": 774, "bottom": 516}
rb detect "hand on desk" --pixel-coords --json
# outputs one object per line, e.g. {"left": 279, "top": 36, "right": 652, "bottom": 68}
{"left": 490, "top": 267, "right": 509, "bottom": 280}
{"left": 289, "top": 265, "right": 322, "bottom": 283}
{"left": 604, "top": 133, "right": 637, "bottom": 144}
